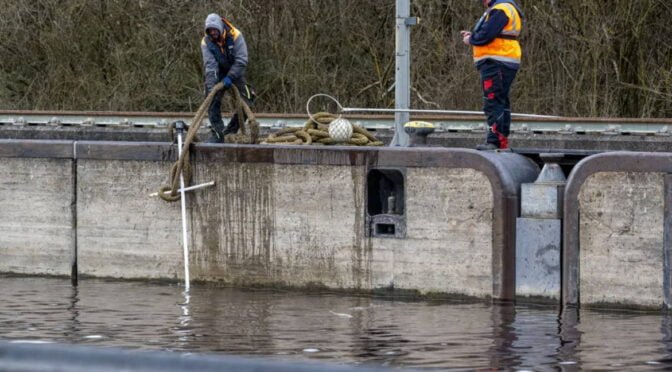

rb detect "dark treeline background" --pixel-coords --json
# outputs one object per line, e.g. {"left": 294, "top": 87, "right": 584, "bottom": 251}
{"left": 1, "top": 0, "right": 671, "bottom": 117}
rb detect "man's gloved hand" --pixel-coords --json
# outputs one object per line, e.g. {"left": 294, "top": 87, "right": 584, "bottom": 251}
{"left": 222, "top": 76, "right": 233, "bottom": 89}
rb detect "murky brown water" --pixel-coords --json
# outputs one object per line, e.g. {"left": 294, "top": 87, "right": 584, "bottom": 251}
{"left": 1, "top": 275, "right": 672, "bottom": 370}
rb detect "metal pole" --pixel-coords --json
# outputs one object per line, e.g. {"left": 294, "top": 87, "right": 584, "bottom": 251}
{"left": 175, "top": 122, "right": 190, "bottom": 291}
{"left": 342, "top": 107, "right": 561, "bottom": 119}
{"left": 70, "top": 141, "right": 78, "bottom": 287}
{"left": 392, "top": 0, "right": 412, "bottom": 147}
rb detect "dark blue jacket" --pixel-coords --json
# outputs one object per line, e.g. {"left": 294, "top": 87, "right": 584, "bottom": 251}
{"left": 201, "top": 14, "right": 249, "bottom": 94}
{"left": 470, "top": 0, "right": 523, "bottom": 69}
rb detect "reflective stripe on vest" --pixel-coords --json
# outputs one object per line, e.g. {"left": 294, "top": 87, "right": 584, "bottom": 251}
{"left": 472, "top": 2, "right": 522, "bottom": 65}
{"left": 497, "top": 3, "right": 521, "bottom": 37}
{"left": 474, "top": 55, "right": 521, "bottom": 64}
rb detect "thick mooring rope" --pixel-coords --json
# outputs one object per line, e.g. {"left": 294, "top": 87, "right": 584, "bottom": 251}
{"left": 157, "top": 83, "right": 259, "bottom": 202}
{"left": 157, "top": 89, "right": 380, "bottom": 201}
{"left": 262, "top": 112, "right": 384, "bottom": 146}
{"left": 222, "top": 86, "right": 260, "bottom": 145}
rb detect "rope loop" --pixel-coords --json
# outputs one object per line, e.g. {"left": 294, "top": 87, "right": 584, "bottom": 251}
{"left": 157, "top": 90, "right": 383, "bottom": 202}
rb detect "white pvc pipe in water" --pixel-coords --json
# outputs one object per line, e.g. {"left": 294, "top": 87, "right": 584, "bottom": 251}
{"left": 176, "top": 130, "right": 190, "bottom": 291}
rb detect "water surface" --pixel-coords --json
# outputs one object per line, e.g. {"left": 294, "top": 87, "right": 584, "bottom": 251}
{"left": 1, "top": 275, "right": 671, "bottom": 370}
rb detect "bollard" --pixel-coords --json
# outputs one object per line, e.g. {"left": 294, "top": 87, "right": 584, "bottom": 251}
{"left": 516, "top": 153, "right": 566, "bottom": 300}
{"left": 403, "top": 121, "right": 435, "bottom": 147}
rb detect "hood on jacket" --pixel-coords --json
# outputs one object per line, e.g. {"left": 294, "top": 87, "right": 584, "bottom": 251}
{"left": 204, "top": 13, "right": 224, "bottom": 34}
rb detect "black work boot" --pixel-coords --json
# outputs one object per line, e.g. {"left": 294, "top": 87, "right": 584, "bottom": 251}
{"left": 206, "top": 130, "right": 224, "bottom": 143}
{"left": 206, "top": 121, "right": 225, "bottom": 143}
{"left": 222, "top": 114, "right": 242, "bottom": 136}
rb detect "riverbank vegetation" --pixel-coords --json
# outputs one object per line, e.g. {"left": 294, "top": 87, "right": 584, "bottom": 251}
{"left": 1, "top": 0, "right": 670, "bottom": 117}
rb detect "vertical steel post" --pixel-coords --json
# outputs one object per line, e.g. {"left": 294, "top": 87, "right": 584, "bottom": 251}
{"left": 392, "top": 0, "right": 412, "bottom": 147}
{"left": 664, "top": 175, "right": 672, "bottom": 309}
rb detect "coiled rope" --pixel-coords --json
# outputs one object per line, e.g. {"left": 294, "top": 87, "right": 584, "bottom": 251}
{"left": 157, "top": 88, "right": 381, "bottom": 201}
{"left": 263, "top": 93, "right": 383, "bottom": 146}
{"left": 262, "top": 112, "right": 384, "bottom": 146}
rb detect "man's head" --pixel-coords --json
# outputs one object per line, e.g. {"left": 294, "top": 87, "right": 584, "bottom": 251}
{"left": 204, "top": 13, "right": 225, "bottom": 40}
{"left": 207, "top": 28, "right": 220, "bottom": 40}
{"left": 482, "top": 0, "right": 493, "bottom": 7}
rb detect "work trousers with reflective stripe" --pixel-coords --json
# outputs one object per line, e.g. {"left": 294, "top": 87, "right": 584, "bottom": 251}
{"left": 479, "top": 60, "right": 518, "bottom": 149}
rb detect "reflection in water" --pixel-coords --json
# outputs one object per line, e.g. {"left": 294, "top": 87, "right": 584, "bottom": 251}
{"left": 173, "top": 290, "right": 193, "bottom": 349}
{"left": 488, "top": 303, "right": 518, "bottom": 370}
{"left": 659, "top": 314, "right": 672, "bottom": 365}
{"left": 557, "top": 307, "right": 582, "bottom": 369}
{"left": 65, "top": 285, "right": 81, "bottom": 341}
{"left": 4, "top": 275, "right": 672, "bottom": 369}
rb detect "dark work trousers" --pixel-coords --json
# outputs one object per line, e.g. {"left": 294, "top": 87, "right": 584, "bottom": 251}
{"left": 479, "top": 60, "right": 518, "bottom": 149}
{"left": 208, "top": 85, "right": 255, "bottom": 137}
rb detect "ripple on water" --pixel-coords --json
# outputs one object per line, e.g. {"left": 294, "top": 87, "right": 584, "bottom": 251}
{"left": 2, "top": 275, "right": 672, "bottom": 369}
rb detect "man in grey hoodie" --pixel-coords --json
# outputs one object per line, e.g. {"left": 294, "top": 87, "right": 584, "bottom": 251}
{"left": 201, "top": 13, "right": 254, "bottom": 143}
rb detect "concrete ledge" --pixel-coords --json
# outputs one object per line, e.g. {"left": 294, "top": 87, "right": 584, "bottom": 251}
{"left": 563, "top": 151, "right": 672, "bottom": 307}
{"left": 76, "top": 141, "right": 177, "bottom": 161}
{"left": 0, "top": 140, "right": 76, "bottom": 277}
{"left": 0, "top": 139, "right": 73, "bottom": 159}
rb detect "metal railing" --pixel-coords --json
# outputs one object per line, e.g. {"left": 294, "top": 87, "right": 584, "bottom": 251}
{"left": 1, "top": 110, "right": 671, "bottom": 136}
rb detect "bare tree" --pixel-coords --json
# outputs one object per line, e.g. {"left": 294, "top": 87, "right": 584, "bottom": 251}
{"left": 0, "top": 0, "right": 670, "bottom": 117}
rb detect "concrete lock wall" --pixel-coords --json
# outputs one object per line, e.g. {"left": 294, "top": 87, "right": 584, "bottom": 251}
{"left": 0, "top": 141, "right": 75, "bottom": 276}
{"left": 373, "top": 168, "right": 494, "bottom": 297}
{"left": 185, "top": 146, "right": 537, "bottom": 299}
{"left": 77, "top": 159, "right": 184, "bottom": 279}
{"left": 579, "top": 172, "right": 664, "bottom": 306}
{"left": 187, "top": 163, "right": 494, "bottom": 297}
{"left": 0, "top": 140, "right": 538, "bottom": 301}
{"left": 563, "top": 152, "right": 672, "bottom": 309}
{"left": 188, "top": 162, "right": 367, "bottom": 288}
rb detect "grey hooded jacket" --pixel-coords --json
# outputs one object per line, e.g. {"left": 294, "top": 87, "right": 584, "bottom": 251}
{"left": 201, "top": 13, "right": 249, "bottom": 93}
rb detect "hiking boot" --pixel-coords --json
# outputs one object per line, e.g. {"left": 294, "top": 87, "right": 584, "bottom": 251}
{"left": 476, "top": 142, "right": 499, "bottom": 151}
{"left": 205, "top": 130, "right": 224, "bottom": 143}
{"left": 223, "top": 116, "right": 241, "bottom": 136}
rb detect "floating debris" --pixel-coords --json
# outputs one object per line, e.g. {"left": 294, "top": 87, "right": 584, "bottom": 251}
{"left": 83, "top": 335, "right": 105, "bottom": 340}
{"left": 329, "top": 310, "right": 353, "bottom": 319}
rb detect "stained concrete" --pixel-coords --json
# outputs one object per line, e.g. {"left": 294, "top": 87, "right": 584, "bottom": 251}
{"left": 187, "top": 164, "right": 493, "bottom": 296}
{"left": 0, "top": 158, "right": 73, "bottom": 276}
{"left": 189, "top": 162, "right": 370, "bottom": 289}
{"left": 0, "top": 142, "right": 537, "bottom": 300}
{"left": 520, "top": 183, "right": 564, "bottom": 219}
{"left": 579, "top": 172, "right": 665, "bottom": 307}
{"left": 76, "top": 160, "right": 183, "bottom": 279}
{"left": 386, "top": 168, "right": 493, "bottom": 297}
{"left": 515, "top": 158, "right": 565, "bottom": 299}
{"left": 515, "top": 218, "right": 561, "bottom": 298}
{"left": 73, "top": 161, "right": 494, "bottom": 297}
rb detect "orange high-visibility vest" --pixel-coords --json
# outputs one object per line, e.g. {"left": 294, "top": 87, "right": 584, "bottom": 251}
{"left": 473, "top": 2, "right": 522, "bottom": 65}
